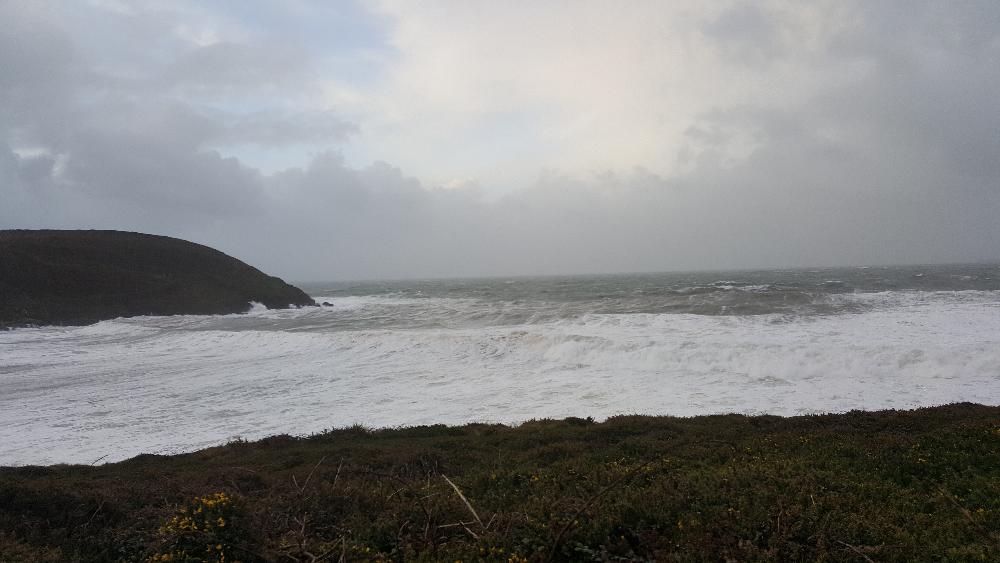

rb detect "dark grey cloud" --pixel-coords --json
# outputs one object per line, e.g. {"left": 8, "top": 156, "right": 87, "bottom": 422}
{"left": 0, "top": 3, "right": 80, "bottom": 146}
{"left": 701, "top": 4, "right": 781, "bottom": 66}
{"left": 0, "top": 2, "right": 352, "bottom": 232}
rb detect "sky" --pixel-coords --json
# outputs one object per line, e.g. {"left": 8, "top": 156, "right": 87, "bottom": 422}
{"left": 2, "top": 1, "right": 999, "bottom": 280}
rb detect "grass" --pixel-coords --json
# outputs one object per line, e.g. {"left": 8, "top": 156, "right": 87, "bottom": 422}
{"left": 2, "top": 403, "right": 1000, "bottom": 561}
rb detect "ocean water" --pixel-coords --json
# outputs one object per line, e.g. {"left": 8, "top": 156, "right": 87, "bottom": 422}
{"left": 2, "top": 264, "right": 999, "bottom": 465}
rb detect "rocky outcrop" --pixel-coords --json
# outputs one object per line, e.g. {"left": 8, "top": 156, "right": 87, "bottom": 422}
{"left": 0, "top": 230, "right": 316, "bottom": 328}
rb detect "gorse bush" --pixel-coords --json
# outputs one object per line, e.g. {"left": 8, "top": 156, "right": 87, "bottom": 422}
{"left": 149, "top": 493, "right": 246, "bottom": 562}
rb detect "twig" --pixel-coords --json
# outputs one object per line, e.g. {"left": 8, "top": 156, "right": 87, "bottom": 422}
{"left": 437, "top": 520, "right": 480, "bottom": 529}
{"left": 442, "top": 474, "right": 484, "bottom": 529}
{"left": 547, "top": 460, "right": 652, "bottom": 562}
{"left": 938, "top": 487, "right": 1000, "bottom": 549}
{"left": 81, "top": 500, "right": 105, "bottom": 530}
{"left": 437, "top": 521, "right": 481, "bottom": 539}
{"left": 331, "top": 458, "right": 344, "bottom": 491}
{"left": 397, "top": 519, "right": 411, "bottom": 543}
{"left": 229, "top": 465, "right": 259, "bottom": 474}
{"left": 386, "top": 487, "right": 407, "bottom": 501}
{"left": 835, "top": 540, "right": 876, "bottom": 563}
{"left": 311, "top": 537, "right": 343, "bottom": 562}
{"left": 298, "top": 455, "right": 328, "bottom": 493}
{"left": 776, "top": 501, "right": 782, "bottom": 537}
{"left": 461, "top": 523, "right": 480, "bottom": 540}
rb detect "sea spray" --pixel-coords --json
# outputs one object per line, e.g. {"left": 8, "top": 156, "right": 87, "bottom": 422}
{"left": 1, "top": 264, "right": 998, "bottom": 465}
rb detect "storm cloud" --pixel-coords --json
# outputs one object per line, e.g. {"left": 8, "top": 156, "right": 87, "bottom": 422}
{"left": 1, "top": 1, "right": 998, "bottom": 280}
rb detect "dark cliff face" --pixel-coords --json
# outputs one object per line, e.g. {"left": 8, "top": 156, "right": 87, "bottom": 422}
{"left": 0, "top": 230, "right": 316, "bottom": 328}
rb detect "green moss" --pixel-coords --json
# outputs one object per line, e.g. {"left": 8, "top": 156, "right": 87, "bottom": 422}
{"left": 2, "top": 403, "right": 1000, "bottom": 561}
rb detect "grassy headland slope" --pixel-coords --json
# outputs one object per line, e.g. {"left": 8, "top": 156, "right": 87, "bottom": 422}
{"left": 0, "top": 230, "right": 315, "bottom": 328}
{"left": 2, "top": 404, "right": 999, "bottom": 561}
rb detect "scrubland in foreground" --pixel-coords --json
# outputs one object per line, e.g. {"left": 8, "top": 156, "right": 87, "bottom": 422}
{"left": 2, "top": 403, "right": 999, "bottom": 562}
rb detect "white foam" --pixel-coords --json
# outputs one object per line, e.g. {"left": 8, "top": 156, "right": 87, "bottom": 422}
{"left": 1, "top": 290, "right": 999, "bottom": 465}
{"left": 314, "top": 295, "right": 472, "bottom": 310}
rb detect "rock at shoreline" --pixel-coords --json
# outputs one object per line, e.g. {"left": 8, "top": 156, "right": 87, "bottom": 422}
{"left": 0, "top": 230, "right": 316, "bottom": 328}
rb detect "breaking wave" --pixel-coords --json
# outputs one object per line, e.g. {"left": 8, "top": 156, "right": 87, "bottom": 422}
{"left": 2, "top": 280, "right": 999, "bottom": 465}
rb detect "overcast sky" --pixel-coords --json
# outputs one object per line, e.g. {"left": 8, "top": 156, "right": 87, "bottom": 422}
{"left": 2, "top": 1, "right": 999, "bottom": 280}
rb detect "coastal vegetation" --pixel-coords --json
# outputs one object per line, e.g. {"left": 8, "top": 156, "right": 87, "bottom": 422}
{"left": 0, "top": 230, "right": 315, "bottom": 329}
{"left": 2, "top": 403, "right": 999, "bottom": 561}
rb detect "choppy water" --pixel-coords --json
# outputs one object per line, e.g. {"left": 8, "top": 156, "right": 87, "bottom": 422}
{"left": 2, "top": 264, "right": 1000, "bottom": 465}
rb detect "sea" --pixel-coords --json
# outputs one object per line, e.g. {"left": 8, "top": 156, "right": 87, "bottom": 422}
{"left": 2, "top": 263, "right": 999, "bottom": 466}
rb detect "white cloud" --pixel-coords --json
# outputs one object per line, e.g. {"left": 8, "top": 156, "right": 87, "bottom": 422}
{"left": 2, "top": 1, "right": 999, "bottom": 279}
{"left": 354, "top": 0, "right": 855, "bottom": 187}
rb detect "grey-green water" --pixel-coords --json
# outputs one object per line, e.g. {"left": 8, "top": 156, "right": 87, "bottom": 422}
{"left": 3, "top": 263, "right": 999, "bottom": 465}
